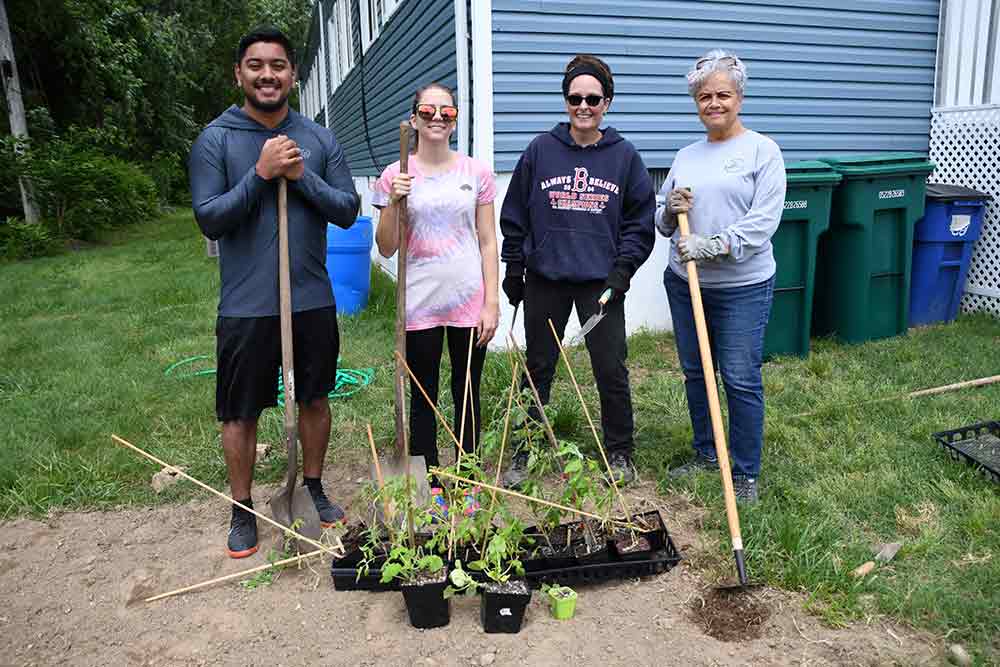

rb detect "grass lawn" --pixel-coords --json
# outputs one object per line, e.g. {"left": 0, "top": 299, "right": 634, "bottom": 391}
{"left": 2, "top": 210, "right": 998, "bottom": 659}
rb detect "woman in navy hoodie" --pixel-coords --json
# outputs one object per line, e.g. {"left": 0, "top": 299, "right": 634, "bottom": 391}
{"left": 500, "top": 54, "right": 655, "bottom": 488}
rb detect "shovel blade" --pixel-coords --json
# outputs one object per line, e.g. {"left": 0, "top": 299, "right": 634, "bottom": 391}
{"left": 569, "top": 312, "right": 605, "bottom": 346}
{"left": 268, "top": 486, "right": 323, "bottom": 547}
{"left": 369, "top": 454, "right": 432, "bottom": 521}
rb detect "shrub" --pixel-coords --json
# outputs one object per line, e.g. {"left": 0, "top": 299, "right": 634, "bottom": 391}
{"left": 3, "top": 128, "right": 160, "bottom": 240}
{"left": 0, "top": 217, "right": 58, "bottom": 260}
{"left": 146, "top": 150, "right": 189, "bottom": 205}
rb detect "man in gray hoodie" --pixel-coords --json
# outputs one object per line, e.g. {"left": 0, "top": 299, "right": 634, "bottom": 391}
{"left": 189, "top": 27, "right": 360, "bottom": 558}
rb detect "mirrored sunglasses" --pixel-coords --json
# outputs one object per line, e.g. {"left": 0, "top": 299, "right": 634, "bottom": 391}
{"left": 415, "top": 104, "right": 459, "bottom": 122}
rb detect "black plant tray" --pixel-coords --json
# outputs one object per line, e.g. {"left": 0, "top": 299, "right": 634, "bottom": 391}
{"left": 331, "top": 510, "right": 682, "bottom": 592}
{"left": 933, "top": 420, "right": 1000, "bottom": 484}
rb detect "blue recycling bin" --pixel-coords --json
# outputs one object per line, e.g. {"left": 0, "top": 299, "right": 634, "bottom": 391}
{"left": 909, "top": 184, "right": 991, "bottom": 326}
{"left": 326, "top": 216, "right": 373, "bottom": 316}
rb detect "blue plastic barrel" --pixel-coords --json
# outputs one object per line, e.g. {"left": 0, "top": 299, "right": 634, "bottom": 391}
{"left": 909, "top": 184, "right": 990, "bottom": 326}
{"left": 326, "top": 216, "right": 372, "bottom": 316}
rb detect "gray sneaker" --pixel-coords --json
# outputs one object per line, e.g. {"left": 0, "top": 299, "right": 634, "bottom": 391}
{"left": 733, "top": 476, "right": 759, "bottom": 504}
{"left": 667, "top": 452, "right": 719, "bottom": 479}
{"left": 607, "top": 451, "right": 636, "bottom": 487}
{"left": 502, "top": 450, "right": 530, "bottom": 489}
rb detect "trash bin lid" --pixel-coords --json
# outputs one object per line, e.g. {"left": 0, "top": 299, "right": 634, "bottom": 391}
{"left": 926, "top": 183, "right": 993, "bottom": 202}
{"left": 816, "top": 152, "right": 936, "bottom": 176}
{"left": 785, "top": 160, "right": 843, "bottom": 186}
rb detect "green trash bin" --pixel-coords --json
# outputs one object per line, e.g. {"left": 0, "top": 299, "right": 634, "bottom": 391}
{"left": 813, "top": 153, "right": 936, "bottom": 344}
{"left": 764, "top": 161, "right": 842, "bottom": 358}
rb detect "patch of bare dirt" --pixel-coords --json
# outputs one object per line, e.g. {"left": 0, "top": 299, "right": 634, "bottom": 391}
{"left": 0, "top": 459, "right": 942, "bottom": 666}
{"left": 692, "top": 588, "right": 770, "bottom": 642}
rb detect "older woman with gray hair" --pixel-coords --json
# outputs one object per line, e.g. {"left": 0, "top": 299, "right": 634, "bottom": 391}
{"left": 657, "top": 49, "right": 786, "bottom": 503}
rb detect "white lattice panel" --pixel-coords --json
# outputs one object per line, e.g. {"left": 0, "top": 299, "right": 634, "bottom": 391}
{"left": 928, "top": 105, "right": 1000, "bottom": 317}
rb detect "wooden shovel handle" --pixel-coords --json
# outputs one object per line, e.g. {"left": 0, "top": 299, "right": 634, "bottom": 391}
{"left": 277, "top": 177, "right": 299, "bottom": 496}
{"left": 677, "top": 212, "right": 744, "bottom": 553}
{"left": 394, "top": 123, "right": 410, "bottom": 460}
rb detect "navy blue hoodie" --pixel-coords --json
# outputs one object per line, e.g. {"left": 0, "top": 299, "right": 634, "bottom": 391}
{"left": 189, "top": 105, "right": 359, "bottom": 317}
{"left": 500, "top": 123, "right": 655, "bottom": 283}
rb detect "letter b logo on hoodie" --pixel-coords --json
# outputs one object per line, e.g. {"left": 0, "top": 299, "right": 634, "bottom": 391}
{"left": 573, "top": 167, "right": 589, "bottom": 193}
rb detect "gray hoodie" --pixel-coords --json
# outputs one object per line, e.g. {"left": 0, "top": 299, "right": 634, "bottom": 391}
{"left": 190, "top": 105, "right": 360, "bottom": 317}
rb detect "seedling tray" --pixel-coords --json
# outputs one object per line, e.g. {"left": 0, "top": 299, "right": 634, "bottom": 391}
{"left": 933, "top": 420, "right": 1000, "bottom": 484}
{"left": 331, "top": 510, "right": 682, "bottom": 592}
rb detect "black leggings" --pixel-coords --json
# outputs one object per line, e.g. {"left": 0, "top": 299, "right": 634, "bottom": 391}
{"left": 406, "top": 326, "right": 487, "bottom": 468}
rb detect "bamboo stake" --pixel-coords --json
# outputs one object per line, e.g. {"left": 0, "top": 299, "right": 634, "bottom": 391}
{"left": 110, "top": 435, "right": 343, "bottom": 557}
{"left": 546, "top": 319, "right": 632, "bottom": 521}
{"left": 366, "top": 424, "right": 391, "bottom": 521}
{"left": 144, "top": 549, "right": 325, "bottom": 603}
{"left": 790, "top": 374, "right": 1000, "bottom": 420}
{"left": 395, "top": 350, "right": 461, "bottom": 450}
{"left": 506, "top": 330, "right": 561, "bottom": 452}
{"left": 479, "top": 357, "right": 519, "bottom": 557}
{"left": 433, "top": 468, "right": 638, "bottom": 528}
{"left": 449, "top": 328, "right": 477, "bottom": 562}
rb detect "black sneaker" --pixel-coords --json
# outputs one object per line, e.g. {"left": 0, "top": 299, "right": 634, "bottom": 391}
{"left": 733, "top": 476, "right": 759, "bottom": 504}
{"left": 306, "top": 483, "right": 347, "bottom": 528}
{"left": 607, "top": 451, "right": 636, "bottom": 487}
{"left": 227, "top": 504, "right": 258, "bottom": 559}
{"left": 502, "top": 450, "right": 530, "bottom": 489}
{"left": 667, "top": 452, "right": 719, "bottom": 480}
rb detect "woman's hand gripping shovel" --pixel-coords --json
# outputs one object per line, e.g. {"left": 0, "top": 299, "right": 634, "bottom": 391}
{"left": 677, "top": 210, "right": 761, "bottom": 592}
{"left": 268, "top": 177, "right": 324, "bottom": 548}
{"left": 368, "top": 123, "right": 431, "bottom": 527}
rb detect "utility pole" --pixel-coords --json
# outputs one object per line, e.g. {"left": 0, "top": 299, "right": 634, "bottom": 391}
{"left": 0, "top": 0, "right": 40, "bottom": 224}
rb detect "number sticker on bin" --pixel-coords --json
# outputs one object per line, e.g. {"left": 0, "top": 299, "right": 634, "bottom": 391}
{"left": 878, "top": 189, "right": 905, "bottom": 200}
{"left": 950, "top": 214, "right": 971, "bottom": 237}
{"left": 784, "top": 200, "right": 808, "bottom": 210}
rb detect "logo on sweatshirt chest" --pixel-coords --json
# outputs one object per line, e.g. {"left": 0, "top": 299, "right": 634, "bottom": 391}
{"left": 539, "top": 167, "right": 620, "bottom": 215}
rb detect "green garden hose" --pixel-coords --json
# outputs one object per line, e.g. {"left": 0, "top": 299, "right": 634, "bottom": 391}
{"left": 165, "top": 355, "right": 374, "bottom": 402}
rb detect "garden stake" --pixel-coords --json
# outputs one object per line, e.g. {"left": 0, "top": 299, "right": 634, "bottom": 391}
{"left": 432, "top": 468, "right": 640, "bottom": 529}
{"left": 480, "top": 358, "right": 519, "bottom": 558}
{"left": 448, "top": 328, "right": 477, "bottom": 562}
{"left": 789, "top": 374, "right": 1000, "bottom": 420}
{"left": 366, "top": 424, "right": 391, "bottom": 522}
{"left": 378, "top": 121, "right": 431, "bottom": 506}
{"left": 506, "top": 329, "right": 561, "bottom": 452}
{"left": 145, "top": 548, "right": 325, "bottom": 603}
{"left": 546, "top": 318, "right": 632, "bottom": 522}
{"left": 676, "top": 211, "right": 756, "bottom": 590}
{"left": 109, "top": 435, "right": 344, "bottom": 558}
{"left": 395, "top": 350, "right": 461, "bottom": 449}
{"left": 269, "top": 176, "right": 323, "bottom": 545}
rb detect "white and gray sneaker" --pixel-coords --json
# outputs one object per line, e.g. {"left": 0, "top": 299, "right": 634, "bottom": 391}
{"left": 502, "top": 450, "right": 531, "bottom": 489}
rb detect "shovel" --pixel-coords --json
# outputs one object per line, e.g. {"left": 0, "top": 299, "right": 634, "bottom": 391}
{"left": 369, "top": 122, "right": 431, "bottom": 518}
{"left": 567, "top": 288, "right": 612, "bottom": 346}
{"left": 268, "top": 177, "right": 323, "bottom": 546}
{"left": 677, "top": 211, "right": 760, "bottom": 592}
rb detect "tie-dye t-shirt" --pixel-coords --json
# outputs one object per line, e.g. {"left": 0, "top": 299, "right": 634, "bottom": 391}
{"left": 373, "top": 154, "right": 496, "bottom": 331}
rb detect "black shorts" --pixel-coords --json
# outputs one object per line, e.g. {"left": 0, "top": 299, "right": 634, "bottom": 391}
{"left": 215, "top": 306, "right": 339, "bottom": 422}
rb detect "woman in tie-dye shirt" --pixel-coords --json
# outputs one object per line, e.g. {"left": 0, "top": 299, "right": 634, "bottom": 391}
{"left": 373, "top": 82, "right": 498, "bottom": 473}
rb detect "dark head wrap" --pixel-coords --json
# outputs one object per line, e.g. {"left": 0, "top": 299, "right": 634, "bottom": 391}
{"left": 561, "top": 63, "right": 613, "bottom": 100}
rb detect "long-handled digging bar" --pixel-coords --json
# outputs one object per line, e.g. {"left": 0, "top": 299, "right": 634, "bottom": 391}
{"left": 677, "top": 211, "right": 759, "bottom": 590}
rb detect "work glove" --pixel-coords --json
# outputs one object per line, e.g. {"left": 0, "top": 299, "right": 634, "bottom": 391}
{"left": 601, "top": 263, "right": 631, "bottom": 303}
{"left": 677, "top": 233, "right": 728, "bottom": 263}
{"left": 656, "top": 188, "right": 693, "bottom": 238}
{"left": 502, "top": 263, "right": 525, "bottom": 307}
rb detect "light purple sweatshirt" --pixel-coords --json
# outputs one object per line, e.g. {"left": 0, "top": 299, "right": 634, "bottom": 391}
{"left": 656, "top": 130, "right": 786, "bottom": 288}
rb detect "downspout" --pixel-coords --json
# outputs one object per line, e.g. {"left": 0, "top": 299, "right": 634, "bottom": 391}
{"left": 470, "top": 0, "right": 494, "bottom": 168}
{"left": 454, "top": 0, "right": 470, "bottom": 155}
{"left": 318, "top": 1, "right": 331, "bottom": 127}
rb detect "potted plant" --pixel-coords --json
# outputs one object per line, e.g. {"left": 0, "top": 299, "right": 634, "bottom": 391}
{"left": 361, "top": 476, "right": 451, "bottom": 628}
{"left": 542, "top": 583, "right": 578, "bottom": 620}
{"left": 468, "top": 507, "right": 532, "bottom": 634}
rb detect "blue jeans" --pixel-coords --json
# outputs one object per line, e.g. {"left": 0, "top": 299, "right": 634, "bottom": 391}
{"left": 663, "top": 269, "right": 774, "bottom": 477}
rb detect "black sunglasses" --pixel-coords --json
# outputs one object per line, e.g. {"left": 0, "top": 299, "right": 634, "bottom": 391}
{"left": 566, "top": 94, "right": 605, "bottom": 107}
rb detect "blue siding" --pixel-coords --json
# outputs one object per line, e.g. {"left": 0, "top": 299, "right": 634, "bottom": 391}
{"left": 324, "top": 0, "right": 458, "bottom": 176}
{"left": 491, "top": 0, "right": 940, "bottom": 171}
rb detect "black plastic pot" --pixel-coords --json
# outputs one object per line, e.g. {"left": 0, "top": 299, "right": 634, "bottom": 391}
{"left": 480, "top": 580, "right": 532, "bottom": 633}
{"left": 400, "top": 571, "right": 450, "bottom": 629}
